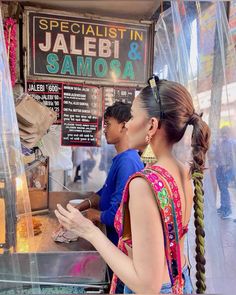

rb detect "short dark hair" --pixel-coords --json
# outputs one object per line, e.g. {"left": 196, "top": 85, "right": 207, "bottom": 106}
{"left": 104, "top": 101, "right": 131, "bottom": 123}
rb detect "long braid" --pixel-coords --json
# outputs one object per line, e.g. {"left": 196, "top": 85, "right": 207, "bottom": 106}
{"left": 189, "top": 112, "right": 210, "bottom": 294}
{"left": 192, "top": 171, "right": 206, "bottom": 293}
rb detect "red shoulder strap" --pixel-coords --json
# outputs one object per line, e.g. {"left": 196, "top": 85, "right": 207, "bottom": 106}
{"left": 148, "top": 165, "right": 185, "bottom": 237}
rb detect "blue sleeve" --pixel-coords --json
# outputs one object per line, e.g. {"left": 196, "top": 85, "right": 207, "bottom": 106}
{"left": 96, "top": 186, "right": 103, "bottom": 197}
{"left": 100, "top": 158, "right": 141, "bottom": 227}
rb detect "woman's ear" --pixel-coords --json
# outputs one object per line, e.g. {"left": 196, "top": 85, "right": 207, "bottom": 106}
{"left": 148, "top": 117, "right": 159, "bottom": 137}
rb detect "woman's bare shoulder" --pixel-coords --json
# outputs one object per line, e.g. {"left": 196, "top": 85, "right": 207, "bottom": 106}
{"left": 129, "top": 175, "right": 151, "bottom": 192}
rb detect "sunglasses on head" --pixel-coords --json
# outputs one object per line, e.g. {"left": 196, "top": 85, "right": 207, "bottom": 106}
{"left": 148, "top": 75, "right": 164, "bottom": 128}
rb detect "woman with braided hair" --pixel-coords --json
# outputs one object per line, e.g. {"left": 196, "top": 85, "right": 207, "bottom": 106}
{"left": 55, "top": 76, "right": 210, "bottom": 294}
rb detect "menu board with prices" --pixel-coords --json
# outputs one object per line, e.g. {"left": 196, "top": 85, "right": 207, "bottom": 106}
{"left": 62, "top": 84, "right": 102, "bottom": 146}
{"left": 27, "top": 81, "right": 62, "bottom": 123}
{"left": 103, "top": 87, "right": 136, "bottom": 108}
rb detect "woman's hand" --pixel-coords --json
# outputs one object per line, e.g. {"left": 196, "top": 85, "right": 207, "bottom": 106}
{"left": 54, "top": 203, "right": 96, "bottom": 241}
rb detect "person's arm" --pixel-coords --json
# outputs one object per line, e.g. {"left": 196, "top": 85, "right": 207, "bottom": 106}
{"left": 225, "top": 141, "right": 234, "bottom": 170}
{"left": 75, "top": 190, "right": 103, "bottom": 223}
{"left": 55, "top": 177, "right": 164, "bottom": 293}
{"left": 75, "top": 192, "right": 100, "bottom": 211}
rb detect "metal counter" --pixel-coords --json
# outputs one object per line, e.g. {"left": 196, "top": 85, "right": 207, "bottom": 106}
{"left": 18, "top": 213, "right": 98, "bottom": 253}
{"left": 0, "top": 192, "right": 109, "bottom": 291}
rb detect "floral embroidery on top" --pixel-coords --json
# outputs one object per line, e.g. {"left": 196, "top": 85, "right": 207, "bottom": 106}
{"left": 158, "top": 187, "right": 169, "bottom": 208}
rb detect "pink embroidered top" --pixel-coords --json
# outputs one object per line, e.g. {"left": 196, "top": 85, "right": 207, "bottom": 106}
{"left": 109, "top": 165, "right": 189, "bottom": 294}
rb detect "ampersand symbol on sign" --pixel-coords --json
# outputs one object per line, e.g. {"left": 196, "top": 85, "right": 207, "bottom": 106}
{"left": 128, "top": 42, "right": 141, "bottom": 60}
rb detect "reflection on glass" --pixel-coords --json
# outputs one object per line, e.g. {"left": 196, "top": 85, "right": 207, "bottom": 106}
{"left": 154, "top": 1, "right": 236, "bottom": 293}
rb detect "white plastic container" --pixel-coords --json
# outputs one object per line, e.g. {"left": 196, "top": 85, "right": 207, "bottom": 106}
{"left": 69, "top": 199, "right": 84, "bottom": 206}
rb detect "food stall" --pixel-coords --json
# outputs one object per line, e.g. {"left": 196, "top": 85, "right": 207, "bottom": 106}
{"left": 0, "top": 1, "right": 155, "bottom": 293}
{"left": 0, "top": 191, "right": 109, "bottom": 294}
{"left": 0, "top": 150, "right": 109, "bottom": 293}
{"left": 2, "top": 1, "right": 236, "bottom": 294}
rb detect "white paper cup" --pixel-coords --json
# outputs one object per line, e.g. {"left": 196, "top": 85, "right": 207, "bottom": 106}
{"left": 69, "top": 199, "right": 84, "bottom": 206}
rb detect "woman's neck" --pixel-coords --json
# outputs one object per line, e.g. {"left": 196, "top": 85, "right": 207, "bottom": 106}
{"left": 151, "top": 138, "right": 173, "bottom": 163}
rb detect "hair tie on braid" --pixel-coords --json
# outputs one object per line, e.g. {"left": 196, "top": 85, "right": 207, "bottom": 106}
{"left": 192, "top": 171, "right": 203, "bottom": 181}
{"left": 187, "top": 112, "right": 203, "bottom": 126}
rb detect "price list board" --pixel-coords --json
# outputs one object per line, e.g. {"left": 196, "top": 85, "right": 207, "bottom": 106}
{"left": 62, "top": 84, "right": 102, "bottom": 146}
{"left": 103, "top": 87, "right": 136, "bottom": 108}
{"left": 27, "top": 80, "right": 62, "bottom": 123}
